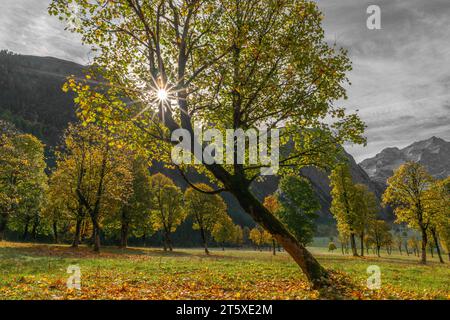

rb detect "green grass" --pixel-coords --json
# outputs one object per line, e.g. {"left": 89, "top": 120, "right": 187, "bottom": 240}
{"left": 0, "top": 242, "right": 448, "bottom": 300}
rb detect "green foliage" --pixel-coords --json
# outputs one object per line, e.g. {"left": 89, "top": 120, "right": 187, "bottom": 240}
{"left": 48, "top": 123, "right": 134, "bottom": 250}
{"left": 249, "top": 226, "right": 272, "bottom": 249}
{"left": 367, "top": 220, "right": 392, "bottom": 252}
{"left": 149, "top": 173, "right": 186, "bottom": 250}
{"left": 0, "top": 125, "right": 47, "bottom": 240}
{"left": 328, "top": 242, "right": 337, "bottom": 252}
{"left": 383, "top": 162, "right": 436, "bottom": 232}
{"left": 277, "top": 175, "right": 320, "bottom": 245}
{"left": 184, "top": 184, "right": 228, "bottom": 233}
{"left": 50, "top": 0, "right": 365, "bottom": 187}
{"left": 211, "top": 215, "right": 236, "bottom": 247}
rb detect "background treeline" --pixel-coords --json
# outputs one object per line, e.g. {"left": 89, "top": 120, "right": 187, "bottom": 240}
{"left": 0, "top": 121, "right": 248, "bottom": 251}
{"left": 1, "top": 119, "right": 449, "bottom": 262}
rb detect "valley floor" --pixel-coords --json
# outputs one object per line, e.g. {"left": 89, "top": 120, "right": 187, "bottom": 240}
{"left": 0, "top": 242, "right": 448, "bottom": 300}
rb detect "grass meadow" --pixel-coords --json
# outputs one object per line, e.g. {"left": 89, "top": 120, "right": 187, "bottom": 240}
{"left": 0, "top": 241, "right": 448, "bottom": 300}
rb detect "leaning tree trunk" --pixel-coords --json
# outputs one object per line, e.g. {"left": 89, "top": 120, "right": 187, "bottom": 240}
{"left": 229, "top": 185, "right": 328, "bottom": 289}
{"left": 431, "top": 228, "right": 444, "bottom": 263}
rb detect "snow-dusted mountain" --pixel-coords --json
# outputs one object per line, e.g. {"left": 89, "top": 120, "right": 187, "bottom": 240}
{"left": 360, "top": 137, "right": 450, "bottom": 187}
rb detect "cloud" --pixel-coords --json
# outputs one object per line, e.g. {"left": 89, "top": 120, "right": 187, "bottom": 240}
{"left": 0, "top": 0, "right": 449, "bottom": 162}
{"left": 0, "top": 0, "right": 90, "bottom": 64}
{"left": 315, "top": 0, "right": 450, "bottom": 161}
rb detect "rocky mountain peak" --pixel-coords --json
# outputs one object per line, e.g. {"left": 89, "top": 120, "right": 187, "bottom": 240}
{"left": 360, "top": 137, "right": 450, "bottom": 187}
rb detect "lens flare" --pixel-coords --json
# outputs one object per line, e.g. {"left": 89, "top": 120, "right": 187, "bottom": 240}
{"left": 157, "top": 88, "right": 168, "bottom": 101}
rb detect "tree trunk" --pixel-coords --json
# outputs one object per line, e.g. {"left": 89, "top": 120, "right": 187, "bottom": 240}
{"left": 120, "top": 222, "right": 129, "bottom": 248}
{"left": 340, "top": 243, "right": 344, "bottom": 255}
{"left": 0, "top": 212, "right": 7, "bottom": 241}
{"left": 360, "top": 232, "right": 364, "bottom": 257}
{"left": 72, "top": 218, "right": 82, "bottom": 248}
{"left": 420, "top": 229, "right": 427, "bottom": 264}
{"left": 272, "top": 239, "right": 276, "bottom": 256}
{"left": 228, "top": 185, "right": 328, "bottom": 289}
{"left": 377, "top": 246, "right": 381, "bottom": 257}
{"left": 120, "top": 208, "right": 129, "bottom": 249}
{"left": 431, "top": 228, "right": 444, "bottom": 263}
{"left": 404, "top": 242, "right": 409, "bottom": 256}
{"left": 92, "top": 223, "right": 101, "bottom": 253}
{"left": 31, "top": 214, "right": 39, "bottom": 240}
{"left": 164, "top": 231, "right": 173, "bottom": 252}
{"left": 200, "top": 227, "right": 209, "bottom": 255}
{"left": 22, "top": 218, "right": 30, "bottom": 240}
{"left": 53, "top": 221, "right": 59, "bottom": 244}
{"left": 350, "top": 233, "right": 358, "bottom": 257}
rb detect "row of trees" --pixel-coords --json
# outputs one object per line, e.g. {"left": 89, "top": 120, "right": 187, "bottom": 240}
{"left": 0, "top": 121, "right": 47, "bottom": 241}
{"left": 383, "top": 162, "right": 449, "bottom": 263}
{"left": 329, "top": 161, "right": 449, "bottom": 263}
{"left": 1, "top": 122, "right": 249, "bottom": 254}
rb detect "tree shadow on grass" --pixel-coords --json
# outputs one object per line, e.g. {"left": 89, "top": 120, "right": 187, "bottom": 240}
{"left": 0, "top": 242, "right": 255, "bottom": 262}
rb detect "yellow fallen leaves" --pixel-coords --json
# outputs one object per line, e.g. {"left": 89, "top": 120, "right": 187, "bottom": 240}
{"left": 0, "top": 242, "right": 448, "bottom": 301}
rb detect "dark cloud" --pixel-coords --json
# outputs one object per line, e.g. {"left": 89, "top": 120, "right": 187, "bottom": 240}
{"left": 315, "top": 0, "right": 450, "bottom": 161}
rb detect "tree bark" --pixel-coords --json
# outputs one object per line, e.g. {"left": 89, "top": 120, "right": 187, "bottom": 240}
{"left": 228, "top": 184, "right": 328, "bottom": 289}
{"left": 120, "top": 209, "right": 129, "bottom": 248}
{"left": 53, "top": 221, "right": 59, "bottom": 244}
{"left": 92, "top": 222, "right": 101, "bottom": 253}
{"left": 72, "top": 218, "right": 83, "bottom": 248}
{"left": 22, "top": 218, "right": 30, "bottom": 240}
{"left": 431, "top": 228, "right": 444, "bottom": 263}
{"left": 31, "top": 214, "right": 39, "bottom": 240}
{"left": 272, "top": 239, "right": 276, "bottom": 256}
{"left": 164, "top": 231, "right": 173, "bottom": 252}
{"left": 360, "top": 232, "right": 364, "bottom": 257}
{"left": 350, "top": 233, "right": 358, "bottom": 257}
{"left": 0, "top": 213, "right": 7, "bottom": 241}
{"left": 420, "top": 229, "right": 427, "bottom": 264}
{"left": 200, "top": 227, "right": 209, "bottom": 255}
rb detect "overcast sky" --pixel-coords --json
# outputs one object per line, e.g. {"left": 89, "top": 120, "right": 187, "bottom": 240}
{"left": 1, "top": 0, "right": 449, "bottom": 162}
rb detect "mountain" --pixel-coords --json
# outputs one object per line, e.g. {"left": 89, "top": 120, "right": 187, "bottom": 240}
{"left": 0, "top": 50, "right": 84, "bottom": 147}
{"left": 360, "top": 137, "right": 450, "bottom": 187}
{"left": 0, "top": 52, "right": 385, "bottom": 231}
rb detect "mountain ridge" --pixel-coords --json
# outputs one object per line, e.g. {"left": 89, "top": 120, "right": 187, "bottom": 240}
{"left": 360, "top": 136, "right": 450, "bottom": 186}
